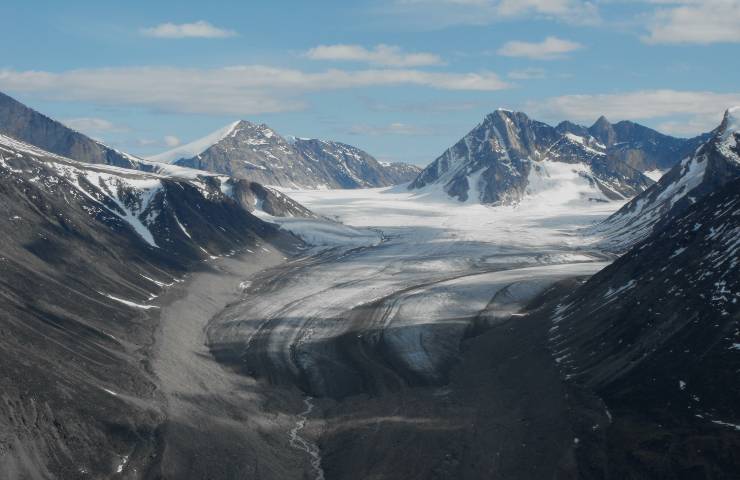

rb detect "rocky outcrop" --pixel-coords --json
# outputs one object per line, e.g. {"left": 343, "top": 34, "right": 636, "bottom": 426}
{"left": 229, "top": 179, "right": 315, "bottom": 218}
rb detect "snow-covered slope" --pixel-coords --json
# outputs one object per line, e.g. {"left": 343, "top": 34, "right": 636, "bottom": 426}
{"left": 594, "top": 107, "right": 740, "bottom": 250}
{"left": 149, "top": 121, "right": 241, "bottom": 164}
{"left": 409, "top": 109, "right": 653, "bottom": 205}
{"left": 148, "top": 120, "right": 420, "bottom": 189}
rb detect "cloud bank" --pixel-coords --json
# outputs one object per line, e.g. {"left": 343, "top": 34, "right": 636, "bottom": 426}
{"left": 0, "top": 66, "right": 510, "bottom": 116}
{"left": 141, "top": 21, "right": 237, "bottom": 39}
{"left": 497, "top": 36, "right": 582, "bottom": 60}
{"left": 527, "top": 89, "right": 740, "bottom": 135}
{"left": 306, "top": 44, "right": 444, "bottom": 67}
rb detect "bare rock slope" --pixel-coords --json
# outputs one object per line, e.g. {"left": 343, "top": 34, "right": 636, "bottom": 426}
{"left": 151, "top": 120, "right": 420, "bottom": 188}
{"left": 0, "top": 133, "right": 301, "bottom": 479}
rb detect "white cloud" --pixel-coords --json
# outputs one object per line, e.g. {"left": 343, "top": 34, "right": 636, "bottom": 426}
{"left": 0, "top": 66, "right": 510, "bottom": 116}
{"left": 642, "top": 0, "right": 740, "bottom": 44}
{"left": 137, "top": 136, "right": 183, "bottom": 148}
{"left": 656, "top": 116, "right": 720, "bottom": 136}
{"left": 507, "top": 67, "right": 547, "bottom": 79}
{"left": 141, "top": 21, "right": 237, "bottom": 39}
{"left": 497, "top": 0, "right": 591, "bottom": 17}
{"left": 348, "top": 122, "right": 437, "bottom": 136}
{"left": 163, "top": 135, "right": 181, "bottom": 147}
{"left": 62, "top": 117, "right": 127, "bottom": 133}
{"left": 305, "top": 44, "right": 444, "bottom": 67}
{"left": 526, "top": 89, "right": 740, "bottom": 134}
{"left": 363, "top": 97, "right": 482, "bottom": 112}
{"left": 497, "top": 36, "right": 583, "bottom": 60}
{"left": 389, "top": 0, "right": 600, "bottom": 26}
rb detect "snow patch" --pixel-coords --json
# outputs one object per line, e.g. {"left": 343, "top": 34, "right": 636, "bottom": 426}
{"left": 526, "top": 160, "right": 610, "bottom": 205}
{"left": 711, "top": 419, "right": 740, "bottom": 431}
{"left": 644, "top": 169, "right": 666, "bottom": 182}
{"left": 99, "top": 292, "right": 159, "bottom": 310}
{"left": 604, "top": 280, "right": 637, "bottom": 300}
{"left": 148, "top": 121, "right": 241, "bottom": 164}
{"left": 173, "top": 213, "right": 192, "bottom": 239}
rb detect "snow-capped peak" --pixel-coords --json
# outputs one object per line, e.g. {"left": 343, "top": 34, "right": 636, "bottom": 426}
{"left": 722, "top": 106, "right": 740, "bottom": 139}
{"left": 148, "top": 120, "right": 241, "bottom": 164}
{"left": 718, "top": 106, "right": 739, "bottom": 164}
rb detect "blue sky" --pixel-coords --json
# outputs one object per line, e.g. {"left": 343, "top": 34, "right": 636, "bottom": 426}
{"left": 1, "top": 0, "right": 739, "bottom": 165}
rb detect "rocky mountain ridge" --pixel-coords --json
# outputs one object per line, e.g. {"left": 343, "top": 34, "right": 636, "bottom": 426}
{"left": 151, "top": 120, "right": 421, "bottom": 189}
{"left": 594, "top": 107, "right": 740, "bottom": 250}
{"left": 409, "top": 109, "right": 657, "bottom": 205}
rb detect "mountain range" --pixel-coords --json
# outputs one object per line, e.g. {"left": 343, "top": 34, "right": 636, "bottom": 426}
{"left": 149, "top": 120, "right": 421, "bottom": 189}
{"left": 595, "top": 107, "right": 740, "bottom": 250}
{"left": 0, "top": 92, "right": 420, "bottom": 191}
{"left": 1, "top": 87, "right": 738, "bottom": 479}
{"left": 409, "top": 109, "right": 707, "bottom": 205}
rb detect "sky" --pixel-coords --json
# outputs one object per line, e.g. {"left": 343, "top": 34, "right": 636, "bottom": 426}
{"left": 1, "top": 0, "right": 739, "bottom": 165}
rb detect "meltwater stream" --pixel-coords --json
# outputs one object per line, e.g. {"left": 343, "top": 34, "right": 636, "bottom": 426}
{"left": 289, "top": 397, "right": 325, "bottom": 480}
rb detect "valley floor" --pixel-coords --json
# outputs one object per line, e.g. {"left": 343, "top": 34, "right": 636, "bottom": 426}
{"left": 154, "top": 185, "right": 625, "bottom": 479}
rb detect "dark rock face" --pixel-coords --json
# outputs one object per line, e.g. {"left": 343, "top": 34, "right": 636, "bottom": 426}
{"left": 595, "top": 109, "right": 740, "bottom": 250}
{"left": 169, "top": 121, "right": 420, "bottom": 189}
{"left": 292, "top": 138, "right": 420, "bottom": 188}
{"left": 380, "top": 161, "right": 423, "bottom": 184}
{"left": 0, "top": 134, "right": 300, "bottom": 478}
{"left": 586, "top": 115, "right": 617, "bottom": 147}
{"left": 229, "top": 179, "right": 315, "bottom": 218}
{"left": 548, "top": 177, "right": 740, "bottom": 478}
{"left": 409, "top": 109, "right": 652, "bottom": 204}
{"left": 0, "top": 91, "right": 138, "bottom": 169}
{"left": 583, "top": 116, "right": 708, "bottom": 172}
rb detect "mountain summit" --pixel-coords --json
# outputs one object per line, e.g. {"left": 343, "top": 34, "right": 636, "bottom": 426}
{"left": 150, "top": 121, "right": 420, "bottom": 189}
{"left": 409, "top": 109, "right": 654, "bottom": 205}
{"left": 409, "top": 109, "right": 709, "bottom": 205}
